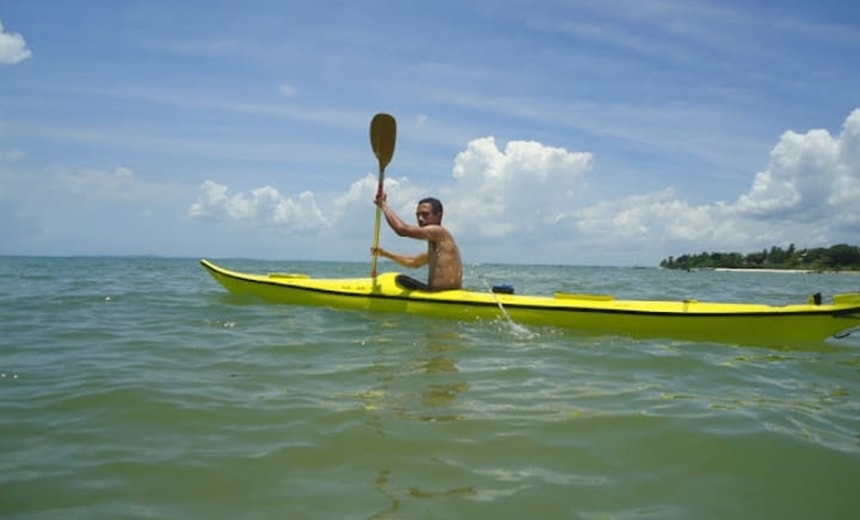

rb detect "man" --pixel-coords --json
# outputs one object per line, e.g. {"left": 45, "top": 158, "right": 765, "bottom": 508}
{"left": 371, "top": 192, "right": 463, "bottom": 291}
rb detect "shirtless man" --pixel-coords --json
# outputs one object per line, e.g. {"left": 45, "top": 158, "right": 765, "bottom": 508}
{"left": 371, "top": 193, "right": 463, "bottom": 291}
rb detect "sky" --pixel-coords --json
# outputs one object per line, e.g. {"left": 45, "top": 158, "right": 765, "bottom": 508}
{"left": 1, "top": 0, "right": 858, "bottom": 266}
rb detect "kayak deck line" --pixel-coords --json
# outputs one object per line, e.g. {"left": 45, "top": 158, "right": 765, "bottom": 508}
{"left": 200, "top": 259, "right": 860, "bottom": 346}
{"left": 554, "top": 292, "right": 615, "bottom": 302}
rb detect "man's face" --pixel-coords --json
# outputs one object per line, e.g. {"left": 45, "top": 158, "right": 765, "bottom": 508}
{"left": 415, "top": 202, "right": 440, "bottom": 227}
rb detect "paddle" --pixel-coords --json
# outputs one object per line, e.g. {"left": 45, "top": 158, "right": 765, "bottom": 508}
{"left": 369, "top": 113, "right": 397, "bottom": 278}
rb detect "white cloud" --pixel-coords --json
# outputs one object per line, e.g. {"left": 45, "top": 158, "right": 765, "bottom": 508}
{"left": 0, "top": 19, "right": 32, "bottom": 65}
{"left": 188, "top": 180, "right": 328, "bottom": 233}
{"left": 735, "top": 109, "right": 859, "bottom": 225}
{"left": 189, "top": 139, "right": 593, "bottom": 243}
{"left": 448, "top": 137, "right": 593, "bottom": 237}
{"left": 571, "top": 108, "right": 860, "bottom": 253}
{"left": 573, "top": 189, "right": 736, "bottom": 249}
{"left": 736, "top": 130, "right": 835, "bottom": 219}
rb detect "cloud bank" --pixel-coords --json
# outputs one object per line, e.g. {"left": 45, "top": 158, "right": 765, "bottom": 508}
{"left": 188, "top": 109, "right": 859, "bottom": 263}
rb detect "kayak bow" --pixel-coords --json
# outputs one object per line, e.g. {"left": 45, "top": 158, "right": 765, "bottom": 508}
{"left": 201, "top": 259, "right": 860, "bottom": 347}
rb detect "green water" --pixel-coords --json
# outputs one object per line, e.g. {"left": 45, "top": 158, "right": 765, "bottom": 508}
{"left": 1, "top": 257, "right": 859, "bottom": 519}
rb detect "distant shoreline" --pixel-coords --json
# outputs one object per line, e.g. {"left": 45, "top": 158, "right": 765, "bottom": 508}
{"left": 708, "top": 267, "right": 860, "bottom": 274}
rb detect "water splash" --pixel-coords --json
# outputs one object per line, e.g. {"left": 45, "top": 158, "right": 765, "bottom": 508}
{"left": 471, "top": 271, "right": 539, "bottom": 340}
{"left": 495, "top": 314, "right": 539, "bottom": 340}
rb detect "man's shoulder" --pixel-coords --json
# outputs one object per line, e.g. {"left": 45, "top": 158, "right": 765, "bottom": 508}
{"left": 431, "top": 225, "right": 458, "bottom": 241}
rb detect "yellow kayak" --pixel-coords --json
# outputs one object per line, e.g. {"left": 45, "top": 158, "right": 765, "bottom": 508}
{"left": 201, "top": 259, "right": 860, "bottom": 347}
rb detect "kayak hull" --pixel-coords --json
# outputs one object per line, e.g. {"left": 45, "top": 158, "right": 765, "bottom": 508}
{"left": 200, "top": 259, "right": 860, "bottom": 347}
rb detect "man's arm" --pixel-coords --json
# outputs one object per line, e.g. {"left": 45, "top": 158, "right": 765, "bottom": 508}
{"left": 371, "top": 247, "right": 429, "bottom": 268}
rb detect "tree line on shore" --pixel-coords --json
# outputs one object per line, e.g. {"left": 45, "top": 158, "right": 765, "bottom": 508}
{"left": 660, "top": 243, "right": 860, "bottom": 271}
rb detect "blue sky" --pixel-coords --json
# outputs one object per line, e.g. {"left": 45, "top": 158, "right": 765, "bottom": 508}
{"left": 1, "top": 0, "right": 858, "bottom": 266}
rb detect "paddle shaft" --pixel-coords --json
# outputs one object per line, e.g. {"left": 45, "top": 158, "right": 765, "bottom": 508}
{"left": 370, "top": 167, "right": 385, "bottom": 277}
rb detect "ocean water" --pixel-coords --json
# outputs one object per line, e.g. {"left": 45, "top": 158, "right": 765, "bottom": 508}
{"left": 1, "top": 256, "right": 859, "bottom": 520}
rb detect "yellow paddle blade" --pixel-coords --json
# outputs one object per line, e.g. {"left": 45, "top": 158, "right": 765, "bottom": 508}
{"left": 370, "top": 113, "right": 397, "bottom": 169}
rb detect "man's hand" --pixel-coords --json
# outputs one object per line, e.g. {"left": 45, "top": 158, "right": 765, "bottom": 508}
{"left": 373, "top": 191, "right": 388, "bottom": 207}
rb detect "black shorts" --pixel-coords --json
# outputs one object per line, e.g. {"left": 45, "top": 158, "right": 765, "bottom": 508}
{"left": 395, "top": 274, "right": 430, "bottom": 291}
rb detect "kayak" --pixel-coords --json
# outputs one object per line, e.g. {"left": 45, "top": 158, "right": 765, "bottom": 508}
{"left": 200, "top": 259, "right": 860, "bottom": 347}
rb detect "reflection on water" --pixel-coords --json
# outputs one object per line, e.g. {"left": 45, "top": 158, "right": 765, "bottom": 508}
{"left": 415, "top": 331, "right": 470, "bottom": 421}
{"left": 421, "top": 355, "right": 469, "bottom": 411}
{"left": 369, "top": 468, "right": 400, "bottom": 520}
{"left": 423, "top": 380, "right": 470, "bottom": 408}
{"left": 357, "top": 328, "right": 472, "bottom": 420}
{"left": 364, "top": 329, "right": 476, "bottom": 517}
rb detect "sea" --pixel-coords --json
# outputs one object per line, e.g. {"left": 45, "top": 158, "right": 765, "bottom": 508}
{"left": 1, "top": 256, "right": 859, "bottom": 520}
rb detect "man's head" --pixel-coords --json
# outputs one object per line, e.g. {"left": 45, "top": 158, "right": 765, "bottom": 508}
{"left": 415, "top": 197, "right": 443, "bottom": 227}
